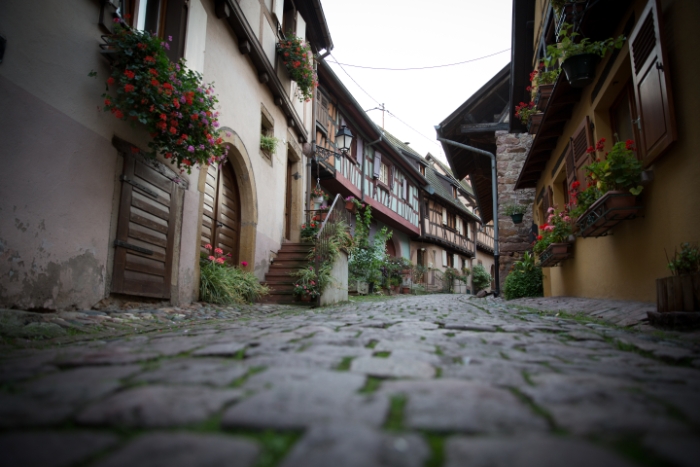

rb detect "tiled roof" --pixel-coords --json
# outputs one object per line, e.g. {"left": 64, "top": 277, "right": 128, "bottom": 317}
{"left": 425, "top": 166, "right": 480, "bottom": 221}
{"left": 381, "top": 131, "right": 425, "bottom": 161}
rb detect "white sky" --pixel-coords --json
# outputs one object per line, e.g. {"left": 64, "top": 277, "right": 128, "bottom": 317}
{"left": 320, "top": 0, "right": 513, "bottom": 163}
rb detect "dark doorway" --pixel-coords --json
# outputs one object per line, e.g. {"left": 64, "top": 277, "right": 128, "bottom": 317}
{"left": 201, "top": 162, "right": 241, "bottom": 265}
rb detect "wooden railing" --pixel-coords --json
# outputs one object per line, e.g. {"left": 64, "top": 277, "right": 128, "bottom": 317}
{"left": 477, "top": 226, "right": 495, "bottom": 251}
{"left": 422, "top": 219, "right": 475, "bottom": 255}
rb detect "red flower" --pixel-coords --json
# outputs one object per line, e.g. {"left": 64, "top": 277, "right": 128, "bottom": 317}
{"left": 107, "top": 77, "right": 115, "bottom": 86}
{"left": 124, "top": 70, "right": 135, "bottom": 79}
{"left": 169, "top": 126, "right": 177, "bottom": 134}
{"left": 165, "top": 152, "right": 172, "bottom": 159}
{"left": 183, "top": 159, "right": 192, "bottom": 166}
{"left": 151, "top": 79, "right": 159, "bottom": 86}
{"left": 114, "top": 109, "right": 124, "bottom": 119}
{"left": 191, "top": 114, "right": 199, "bottom": 120}
{"left": 571, "top": 180, "right": 581, "bottom": 189}
{"left": 537, "top": 235, "right": 543, "bottom": 241}
{"left": 149, "top": 68, "right": 158, "bottom": 76}
{"left": 130, "top": 146, "right": 139, "bottom": 153}
{"left": 586, "top": 146, "right": 595, "bottom": 154}
{"left": 595, "top": 138, "right": 606, "bottom": 151}
{"left": 137, "top": 43, "right": 146, "bottom": 50}
{"left": 144, "top": 56, "right": 156, "bottom": 63}
{"left": 241, "top": 261, "right": 248, "bottom": 267}
{"left": 104, "top": 99, "right": 111, "bottom": 106}
{"left": 124, "top": 84, "right": 135, "bottom": 93}
{"left": 625, "top": 139, "right": 635, "bottom": 150}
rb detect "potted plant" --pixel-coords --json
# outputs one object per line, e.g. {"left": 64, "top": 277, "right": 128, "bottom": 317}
{"left": 345, "top": 196, "right": 360, "bottom": 213}
{"left": 528, "top": 62, "right": 561, "bottom": 112}
{"left": 573, "top": 139, "right": 643, "bottom": 237}
{"left": 277, "top": 34, "right": 317, "bottom": 102}
{"left": 300, "top": 221, "right": 320, "bottom": 242}
{"left": 533, "top": 207, "right": 574, "bottom": 267}
{"left": 317, "top": 204, "right": 329, "bottom": 221}
{"left": 545, "top": 23, "right": 626, "bottom": 88}
{"left": 655, "top": 243, "right": 700, "bottom": 316}
{"left": 260, "top": 134, "right": 279, "bottom": 154}
{"left": 515, "top": 101, "right": 541, "bottom": 134}
{"left": 389, "top": 276, "right": 401, "bottom": 295}
{"left": 503, "top": 203, "right": 528, "bottom": 224}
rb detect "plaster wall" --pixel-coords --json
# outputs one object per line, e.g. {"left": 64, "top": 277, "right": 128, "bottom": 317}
{"left": 319, "top": 250, "right": 348, "bottom": 306}
{"left": 533, "top": 0, "right": 700, "bottom": 303}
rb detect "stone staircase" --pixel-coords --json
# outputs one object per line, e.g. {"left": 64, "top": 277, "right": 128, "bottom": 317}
{"left": 261, "top": 243, "right": 314, "bottom": 305}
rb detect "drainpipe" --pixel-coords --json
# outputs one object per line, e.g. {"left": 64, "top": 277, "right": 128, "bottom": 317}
{"left": 361, "top": 132, "right": 384, "bottom": 203}
{"left": 436, "top": 134, "right": 500, "bottom": 298}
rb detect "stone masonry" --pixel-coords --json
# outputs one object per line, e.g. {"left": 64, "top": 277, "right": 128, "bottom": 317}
{"left": 496, "top": 131, "right": 535, "bottom": 291}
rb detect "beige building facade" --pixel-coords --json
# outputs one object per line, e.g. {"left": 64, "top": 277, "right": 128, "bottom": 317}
{"left": 0, "top": 0, "right": 331, "bottom": 309}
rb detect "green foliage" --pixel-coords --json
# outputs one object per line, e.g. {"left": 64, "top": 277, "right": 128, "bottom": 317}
{"left": 546, "top": 23, "right": 626, "bottom": 65}
{"left": 533, "top": 209, "right": 573, "bottom": 254}
{"left": 667, "top": 243, "right": 700, "bottom": 276}
{"left": 300, "top": 221, "right": 320, "bottom": 241}
{"left": 585, "top": 140, "right": 643, "bottom": 196}
{"left": 277, "top": 34, "right": 317, "bottom": 102}
{"left": 199, "top": 260, "right": 269, "bottom": 304}
{"left": 99, "top": 25, "right": 224, "bottom": 173}
{"left": 514, "top": 101, "right": 538, "bottom": 125}
{"left": 349, "top": 205, "right": 392, "bottom": 285}
{"left": 569, "top": 184, "right": 603, "bottom": 218}
{"left": 472, "top": 264, "right": 492, "bottom": 292}
{"left": 503, "top": 203, "right": 527, "bottom": 216}
{"left": 442, "top": 267, "right": 470, "bottom": 293}
{"left": 504, "top": 252, "right": 544, "bottom": 300}
{"left": 260, "top": 135, "right": 279, "bottom": 153}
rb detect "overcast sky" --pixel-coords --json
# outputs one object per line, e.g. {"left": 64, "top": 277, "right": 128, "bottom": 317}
{"left": 320, "top": 0, "right": 513, "bottom": 163}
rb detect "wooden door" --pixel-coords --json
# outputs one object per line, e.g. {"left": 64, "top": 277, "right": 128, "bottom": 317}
{"left": 201, "top": 163, "right": 241, "bottom": 265}
{"left": 112, "top": 154, "right": 178, "bottom": 299}
{"left": 284, "top": 160, "right": 292, "bottom": 241}
{"left": 386, "top": 239, "right": 397, "bottom": 258}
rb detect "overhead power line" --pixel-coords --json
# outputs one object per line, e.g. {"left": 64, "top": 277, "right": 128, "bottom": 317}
{"left": 326, "top": 48, "right": 510, "bottom": 71}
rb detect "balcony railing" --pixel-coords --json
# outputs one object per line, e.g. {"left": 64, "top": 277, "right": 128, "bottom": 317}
{"left": 477, "top": 226, "right": 495, "bottom": 252}
{"left": 422, "top": 219, "right": 475, "bottom": 256}
{"left": 314, "top": 146, "right": 362, "bottom": 192}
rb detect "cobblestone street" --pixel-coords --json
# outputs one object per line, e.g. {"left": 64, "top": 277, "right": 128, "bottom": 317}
{"left": 2, "top": 295, "right": 700, "bottom": 467}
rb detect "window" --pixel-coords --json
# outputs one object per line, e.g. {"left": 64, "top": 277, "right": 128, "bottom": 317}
{"left": 446, "top": 252, "right": 454, "bottom": 268}
{"left": 452, "top": 186, "right": 458, "bottom": 198}
{"left": 610, "top": 82, "right": 640, "bottom": 159}
{"left": 136, "top": 0, "right": 188, "bottom": 62}
{"left": 379, "top": 162, "right": 389, "bottom": 185}
{"left": 446, "top": 212, "right": 456, "bottom": 230}
{"left": 260, "top": 107, "right": 275, "bottom": 165}
{"left": 420, "top": 165, "right": 426, "bottom": 176}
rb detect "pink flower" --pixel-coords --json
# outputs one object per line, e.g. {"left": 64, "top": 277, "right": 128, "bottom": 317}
{"left": 208, "top": 255, "right": 215, "bottom": 261}
{"left": 241, "top": 261, "right": 248, "bottom": 267}
{"left": 204, "top": 244, "right": 212, "bottom": 250}
{"left": 216, "top": 257, "right": 225, "bottom": 264}
{"left": 214, "top": 248, "right": 223, "bottom": 255}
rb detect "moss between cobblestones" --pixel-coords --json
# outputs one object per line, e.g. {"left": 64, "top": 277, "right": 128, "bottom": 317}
{"left": 335, "top": 356, "right": 354, "bottom": 371}
{"left": 221, "top": 429, "right": 302, "bottom": 467}
{"left": 423, "top": 433, "right": 446, "bottom": 467}
{"left": 230, "top": 366, "right": 267, "bottom": 388}
{"left": 384, "top": 395, "right": 406, "bottom": 431}
{"left": 435, "top": 367, "right": 443, "bottom": 378}
{"left": 595, "top": 436, "right": 673, "bottom": 467}
{"left": 507, "top": 387, "right": 563, "bottom": 433}
{"left": 373, "top": 351, "right": 391, "bottom": 358}
{"left": 434, "top": 346, "right": 444, "bottom": 356}
{"left": 521, "top": 370, "right": 535, "bottom": 386}
{"left": 366, "top": 340, "right": 378, "bottom": 349}
{"left": 358, "top": 376, "right": 382, "bottom": 394}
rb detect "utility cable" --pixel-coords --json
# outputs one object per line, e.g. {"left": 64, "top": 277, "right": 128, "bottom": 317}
{"left": 326, "top": 48, "right": 510, "bottom": 71}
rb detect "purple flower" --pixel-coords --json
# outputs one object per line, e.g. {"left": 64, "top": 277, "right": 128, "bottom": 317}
{"left": 164, "top": 43, "right": 170, "bottom": 50}
{"left": 187, "top": 145, "right": 195, "bottom": 152}
{"left": 175, "top": 64, "right": 181, "bottom": 71}
{"left": 168, "top": 35, "right": 173, "bottom": 41}
{"left": 213, "top": 121, "right": 220, "bottom": 128}
{"left": 180, "top": 96, "right": 186, "bottom": 103}
{"left": 198, "top": 144, "right": 205, "bottom": 150}
{"left": 202, "top": 118, "right": 209, "bottom": 125}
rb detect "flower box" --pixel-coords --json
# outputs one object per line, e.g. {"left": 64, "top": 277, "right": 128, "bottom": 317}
{"left": 527, "top": 112, "right": 544, "bottom": 134}
{"left": 538, "top": 242, "right": 573, "bottom": 267}
{"left": 345, "top": 201, "right": 356, "bottom": 213}
{"left": 535, "top": 84, "right": 554, "bottom": 112}
{"left": 575, "top": 191, "right": 642, "bottom": 238}
{"left": 561, "top": 53, "right": 600, "bottom": 88}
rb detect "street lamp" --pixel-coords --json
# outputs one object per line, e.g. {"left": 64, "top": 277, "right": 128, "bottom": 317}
{"left": 335, "top": 125, "right": 353, "bottom": 154}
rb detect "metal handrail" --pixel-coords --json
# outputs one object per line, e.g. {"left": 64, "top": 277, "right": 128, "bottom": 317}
{"left": 312, "top": 193, "right": 351, "bottom": 305}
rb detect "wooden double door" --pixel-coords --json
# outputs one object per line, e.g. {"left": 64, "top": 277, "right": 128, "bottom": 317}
{"left": 201, "top": 162, "right": 241, "bottom": 265}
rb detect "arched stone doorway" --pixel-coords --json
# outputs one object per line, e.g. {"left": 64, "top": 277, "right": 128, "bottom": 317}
{"left": 197, "top": 131, "right": 257, "bottom": 271}
{"left": 201, "top": 162, "right": 241, "bottom": 265}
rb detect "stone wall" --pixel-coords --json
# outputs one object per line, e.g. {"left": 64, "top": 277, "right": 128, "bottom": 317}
{"left": 495, "top": 131, "right": 535, "bottom": 291}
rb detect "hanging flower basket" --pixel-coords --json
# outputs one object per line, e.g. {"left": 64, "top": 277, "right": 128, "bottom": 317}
{"left": 561, "top": 53, "right": 600, "bottom": 88}
{"left": 95, "top": 24, "right": 225, "bottom": 173}
{"left": 510, "top": 213, "right": 525, "bottom": 224}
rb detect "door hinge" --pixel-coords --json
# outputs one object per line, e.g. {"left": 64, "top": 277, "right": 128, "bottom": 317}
{"left": 120, "top": 175, "right": 159, "bottom": 199}
{"left": 114, "top": 240, "right": 154, "bottom": 255}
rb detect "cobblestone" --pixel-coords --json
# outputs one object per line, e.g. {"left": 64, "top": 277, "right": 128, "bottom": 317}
{"left": 1, "top": 294, "right": 699, "bottom": 465}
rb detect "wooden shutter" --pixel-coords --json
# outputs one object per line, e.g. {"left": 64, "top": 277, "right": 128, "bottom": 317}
{"left": 542, "top": 188, "right": 550, "bottom": 214}
{"left": 373, "top": 152, "right": 382, "bottom": 178}
{"left": 389, "top": 165, "right": 395, "bottom": 189}
{"left": 403, "top": 179, "right": 408, "bottom": 200}
{"left": 442, "top": 250, "right": 447, "bottom": 267}
{"left": 112, "top": 154, "right": 178, "bottom": 299}
{"left": 442, "top": 207, "right": 447, "bottom": 225}
{"left": 547, "top": 186, "right": 554, "bottom": 211}
{"left": 571, "top": 116, "right": 593, "bottom": 189}
{"left": 163, "top": 0, "right": 189, "bottom": 62}
{"left": 354, "top": 136, "right": 363, "bottom": 164}
{"left": 453, "top": 254, "right": 459, "bottom": 269}
{"left": 629, "top": 0, "right": 676, "bottom": 167}
{"left": 563, "top": 142, "right": 577, "bottom": 193}
{"left": 201, "top": 163, "right": 241, "bottom": 264}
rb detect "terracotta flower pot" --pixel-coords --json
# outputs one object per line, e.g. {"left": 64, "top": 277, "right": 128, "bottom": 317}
{"left": 535, "top": 83, "right": 554, "bottom": 112}
{"left": 401, "top": 286, "right": 411, "bottom": 294}
{"left": 527, "top": 112, "right": 544, "bottom": 134}
{"left": 539, "top": 242, "right": 573, "bottom": 267}
{"left": 345, "top": 201, "right": 356, "bottom": 212}
{"left": 576, "top": 191, "right": 641, "bottom": 238}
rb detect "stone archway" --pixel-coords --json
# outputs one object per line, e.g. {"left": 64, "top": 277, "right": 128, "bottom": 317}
{"left": 197, "top": 129, "right": 257, "bottom": 272}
